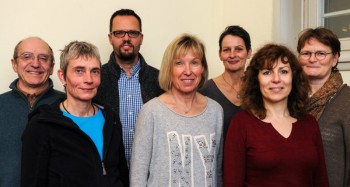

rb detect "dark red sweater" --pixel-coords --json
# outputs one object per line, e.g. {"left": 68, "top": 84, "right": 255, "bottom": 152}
{"left": 224, "top": 111, "right": 329, "bottom": 187}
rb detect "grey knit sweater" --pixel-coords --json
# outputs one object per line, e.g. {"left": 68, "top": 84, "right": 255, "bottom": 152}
{"left": 130, "top": 97, "right": 223, "bottom": 187}
{"left": 318, "top": 85, "right": 350, "bottom": 187}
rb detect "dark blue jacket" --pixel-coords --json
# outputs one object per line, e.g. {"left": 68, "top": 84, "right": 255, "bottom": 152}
{"left": 0, "top": 79, "right": 64, "bottom": 187}
{"left": 95, "top": 52, "right": 164, "bottom": 119}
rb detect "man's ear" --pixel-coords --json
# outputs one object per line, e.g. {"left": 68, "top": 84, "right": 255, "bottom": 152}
{"left": 11, "top": 59, "right": 18, "bottom": 73}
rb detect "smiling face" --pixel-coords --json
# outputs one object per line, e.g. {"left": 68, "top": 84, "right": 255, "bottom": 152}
{"left": 108, "top": 15, "right": 143, "bottom": 64}
{"left": 11, "top": 37, "right": 54, "bottom": 91}
{"left": 258, "top": 58, "right": 292, "bottom": 105}
{"left": 219, "top": 35, "right": 251, "bottom": 73}
{"left": 298, "top": 38, "right": 338, "bottom": 83}
{"left": 58, "top": 56, "right": 101, "bottom": 102}
{"left": 171, "top": 50, "right": 204, "bottom": 95}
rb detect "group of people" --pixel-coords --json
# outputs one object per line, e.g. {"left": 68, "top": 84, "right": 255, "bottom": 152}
{"left": 0, "top": 8, "right": 348, "bottom": 187}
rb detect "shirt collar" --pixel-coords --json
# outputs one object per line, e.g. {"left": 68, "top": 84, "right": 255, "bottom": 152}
{"left": 120, "top": 59, "right": 141, "bottom": 77}
{"left": 16, "top": 81, "right": 49, "bottom": 106}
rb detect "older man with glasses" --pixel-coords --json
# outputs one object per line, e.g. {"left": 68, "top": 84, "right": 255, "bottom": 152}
{"left": 95, "top": 9, "right": 163, "bottom": 167}
{"left": 0, "top": 37, "right": 64, "bottom": 187}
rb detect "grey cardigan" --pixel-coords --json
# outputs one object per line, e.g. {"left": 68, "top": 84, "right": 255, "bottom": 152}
{"left": 318, "top": 84, "right": 350, "bottom": 187}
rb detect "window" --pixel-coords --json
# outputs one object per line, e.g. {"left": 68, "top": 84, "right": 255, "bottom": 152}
{"left": 323, "top": 0, "right": 350, "bottom": 38}
{"left": 303, "top": 0, "right": 350, "bottom": 69}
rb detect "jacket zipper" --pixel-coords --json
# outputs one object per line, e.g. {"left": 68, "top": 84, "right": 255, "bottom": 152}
{"left": 102, "top": 161, "right": 107, "bottom": 175}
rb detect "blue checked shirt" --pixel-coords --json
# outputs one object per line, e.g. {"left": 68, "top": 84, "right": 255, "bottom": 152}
{"left": 118, "top": 60, "right": 143, "bottom": 167}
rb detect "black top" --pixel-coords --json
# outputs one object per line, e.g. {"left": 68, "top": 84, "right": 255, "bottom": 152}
{"left": 200, "top": 79, "right": 241, "bottom": 140}
{"left": 21, "top": 98, "right": 129, "bottom": 187}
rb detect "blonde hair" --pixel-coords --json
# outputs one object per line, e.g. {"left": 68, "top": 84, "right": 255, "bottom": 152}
{"left": 158, "top": 34, "right": 208, "bottom": 91}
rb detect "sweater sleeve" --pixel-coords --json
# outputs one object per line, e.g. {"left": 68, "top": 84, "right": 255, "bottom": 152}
{"left": 223, "top": 113, "right": 246, "bottom": 187}
{"left": 216, "top": 129, "right": 224, "bottom": 187}
{"left": 130, "top": 103, "right": 155, "bottom": 186}
{"left": 310, "top": 116, "right": 330, "bottom": 187}
{"left": 21, "top": 116, "right": 50, "bottom": 187}
{"left": 344, "top": 113, "right": 350, "bottom": 187}
{"left": 216, "top": 104, "right": 224, "bottom": 187}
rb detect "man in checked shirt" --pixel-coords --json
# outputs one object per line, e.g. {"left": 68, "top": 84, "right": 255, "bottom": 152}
{"left": 95, "top": 9, "right": 163, "bottom": 167}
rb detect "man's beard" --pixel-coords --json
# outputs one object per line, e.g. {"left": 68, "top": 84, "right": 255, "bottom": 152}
{"left": 118, "top": 42, "right": 136, "bottom": 61}
{"left": 119, "top": 51, "right": 135, "bottom": 61}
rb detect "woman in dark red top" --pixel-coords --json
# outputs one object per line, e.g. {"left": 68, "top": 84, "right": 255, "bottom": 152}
{"left": 224, "top": 44, "right": 329, "bottom": 187}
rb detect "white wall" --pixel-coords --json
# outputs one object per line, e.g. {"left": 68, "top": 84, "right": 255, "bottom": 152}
{"left": 222, "top": 0, "right": 276, "bottom": 48}
{"left": 219, "top": 0, "right": 276, "bottom": 70}
{"left": 0, "top": 0, "right": 279, "bottom": 93}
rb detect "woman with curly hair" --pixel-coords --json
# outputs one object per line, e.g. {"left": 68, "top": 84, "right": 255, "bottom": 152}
{"left": 224, "top": 44, "right": 329, "bottom": 186}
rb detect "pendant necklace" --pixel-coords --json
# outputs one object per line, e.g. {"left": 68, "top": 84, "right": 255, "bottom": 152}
{"left": 222, "top": 74, "right": 241, "bottom": 99}
{"left": 62, "top": 101, "right": 96, "bottom": 116}
{"left": 171, "top": 93, "right": 194, "bottom": 114}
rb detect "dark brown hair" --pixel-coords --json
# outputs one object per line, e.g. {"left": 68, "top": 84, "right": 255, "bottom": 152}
{"left": 297, "top": 27, "right": 340, "bottom": 70}
{"left": 241, "top": 43, "right": 309, "bottom": 119}
{"left": 219, "top": 25, "right": 251, "bottom": 52}
{"left": 109, "top": 9, "right": 142, "bottom": 32}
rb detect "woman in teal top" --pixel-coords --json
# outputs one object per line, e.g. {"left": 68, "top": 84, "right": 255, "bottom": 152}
{"left": 21, "top": 41, "right": 129, "bottom": 187}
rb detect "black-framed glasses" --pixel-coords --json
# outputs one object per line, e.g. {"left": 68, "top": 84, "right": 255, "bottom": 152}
{"left": 111, "top": 30, "right": 141, "bottom": 38}
{"left": 16, "top": 52, "right": 51, "bottom": 63}
{"left": 299, "top": 51, "right": 333, "bottom": 60}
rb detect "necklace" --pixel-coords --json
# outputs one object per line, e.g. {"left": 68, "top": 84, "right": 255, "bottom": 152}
{"left": 171, "top": 93, "right": 195, "bottom": 114}
{"left": 222, "top": 74, "right": 241, "bottom": 99}
{"left": 62, "top": 101, "right": 96, "bottom": 116}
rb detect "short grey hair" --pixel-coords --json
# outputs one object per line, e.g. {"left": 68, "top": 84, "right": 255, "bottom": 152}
{"left": 60, "top": 41, "right": 101, "bottom": 78}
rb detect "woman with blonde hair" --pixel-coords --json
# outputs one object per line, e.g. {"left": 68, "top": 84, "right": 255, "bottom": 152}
{"left": 130, "top": 34, "right": 223, "bottom": 186}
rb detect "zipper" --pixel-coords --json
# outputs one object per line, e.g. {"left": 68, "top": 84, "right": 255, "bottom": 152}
{"left": 102, "top": 161, "right": 107, "bottom": 175}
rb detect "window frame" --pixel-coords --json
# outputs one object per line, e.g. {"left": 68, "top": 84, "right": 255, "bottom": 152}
{"left": 302, "top": 0, "right": 350, "bottom": 70}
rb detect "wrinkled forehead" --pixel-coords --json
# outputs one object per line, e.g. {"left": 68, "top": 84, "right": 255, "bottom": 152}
{"left": 67, "top": 55, "right": 101, "bottom": 67}
{"left": 304, "top": 37, "right": 332, "bottom": 49}
{"left": 17, "top": 38, "right": 51, "bottom": 55}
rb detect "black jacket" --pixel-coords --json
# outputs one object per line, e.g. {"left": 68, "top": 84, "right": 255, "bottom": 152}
{"left": 21, "top": 98, "right": 129, "bottom": 187}
{"left": 95, "top": 52, "right": 164, "bottom": 118}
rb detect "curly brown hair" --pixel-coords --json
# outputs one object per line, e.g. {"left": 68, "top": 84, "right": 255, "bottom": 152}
{"left": 240, "top": 43, "right": 310, "bottom": 120}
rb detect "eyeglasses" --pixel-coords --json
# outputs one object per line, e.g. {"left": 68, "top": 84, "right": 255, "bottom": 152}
{"left": 110, "top": 30, "right": 141, "bottom": 38}
{"left": 16, "top": 52, "right": 51, "bottom": 63}
{"left": 299, "top": 51, "right": 333, "bottom": 60}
